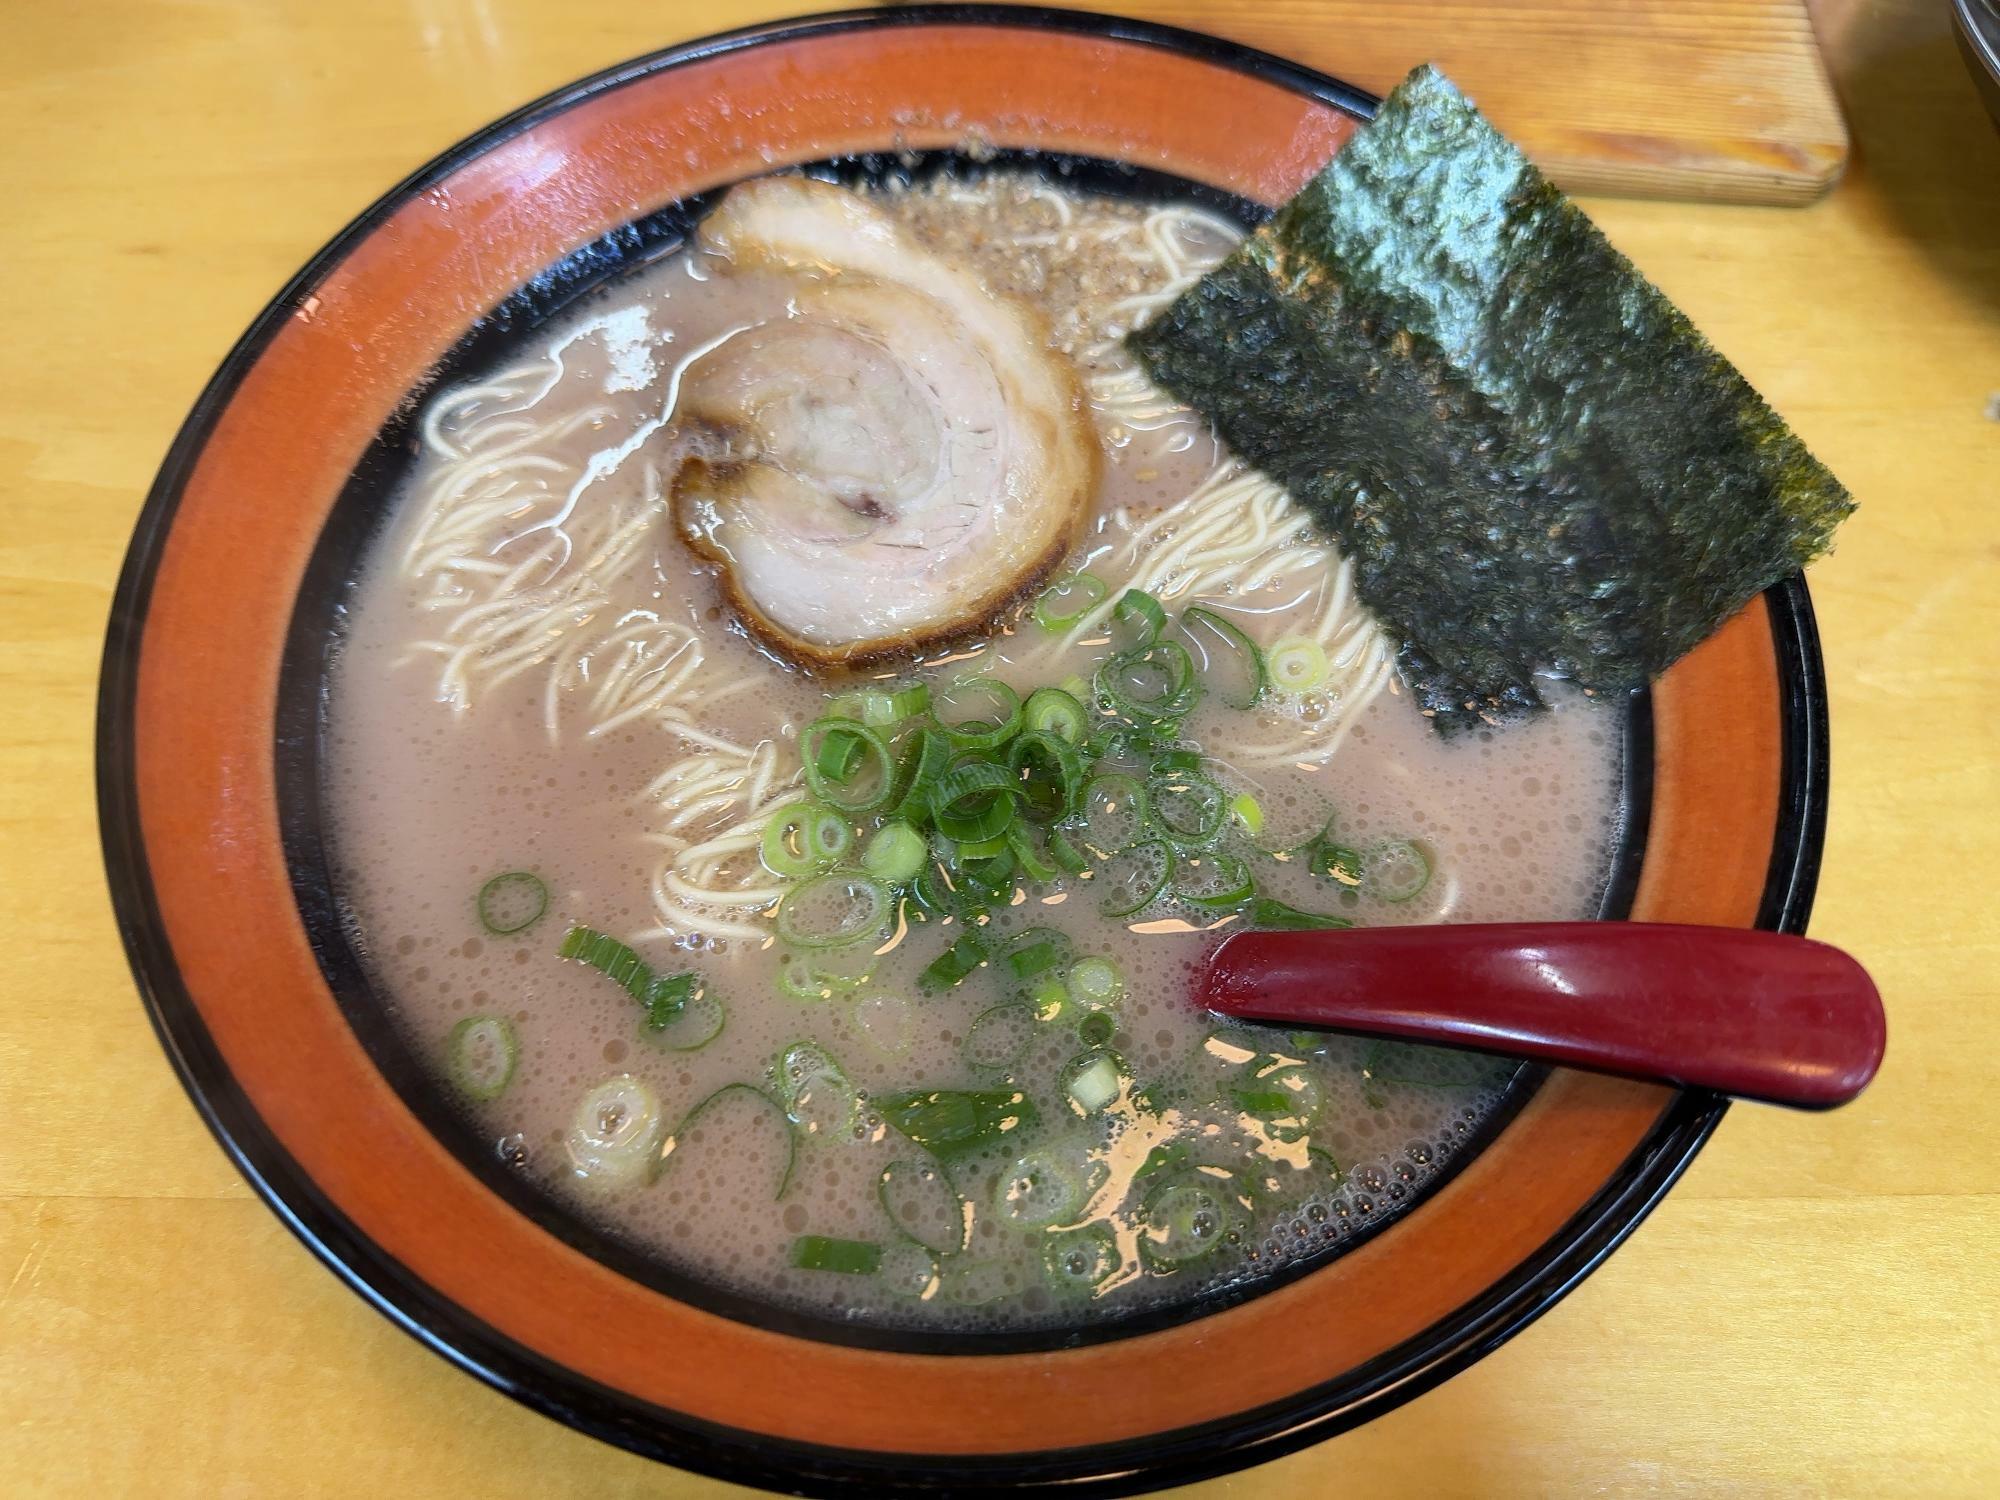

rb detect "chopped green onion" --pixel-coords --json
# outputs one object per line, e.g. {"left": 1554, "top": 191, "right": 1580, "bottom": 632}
{"left": 918, "top": 933, "right": 988, "bottom": 991}
{"left": 994, "top": 1145, "right": 1087, "bottom": 1227}
{"left": 1022, "top": 686, "right": 1089, "bottom": 743}
{"left": 889, "top": 727, "right": 951, "bottom": 820}
{"left": 1227, "top": 792, "right": 1266, "bottom": 838}
{"left": 801, "top": 717, "right": 895, "bottom": 813}
{"left": 812, "top": 725, "right": 864, "bottom": 781}
{"left": 558, "top": 924, "right": 654, "bottom": 1004}
{"left": 1043, "top": 1223, "right": 1119, "bottom": 1292}
{"left": 774, "top": 1040, "right": 858, "bottom": 1137}
{"left": 1078, "top": 772, "right": 1150, "bottom": 854}
{"left": 1064, "top": 1051, "right": 1124, "bottom": 1114}
{"left": 862, "top": 821, "right": 927, "bottom": 883}
{"left": 1100, "top": 839, "right": 1173, "bottom": 918}
{"left": 1311, "top": 840, "right": 1366, "bottom": 889}
{"left": 446, "top": 1015, "right": 518, "bottom": 1100}
{"left": 777, "top": 949, "right": 836, "bottom": 1002}
{"left": 647, "top": 986, "right": 724, "bottom": 1051}
{"left": 1005, "top": 929, "right": 1075, "bottom": 981}
{"left": 1147, "top": 769, "right": 1226, "bottom": 847}
{"left": 930, "top": 676, "right": 1023, "bottom": 751}
{"left": 856, "top": 680, "right": 931, "bottom": 727}
{"left": 1149, "top": 746, "right": 1203, "bottom": 774}
{"left": 1173, "top": 849, "right": 1255, "bottom": 910}
{"left": 1007, "top": 730, "right": 1086, "bottom": 821}
{"left": 663, "top": 1083, "right": 794, "bottom": 1198}
{"left": 878, "top": 1241, "right": 941, "bottom": 1298}
{"left": 1246, "top": 895, "right": 1354, "bottom": 931}
{"left": 949, "top": 832, "right": 1011, "bottom": 861}
{"left": 878, "top": 1158, "right": 967, "bottom": 1254}
{"left": 1007, "top": 826, "right": 1061, "bottom": 884}
{"left": 964, "top": 1001, "right": 1037, "bottom": 1070}
{"left": 1232, "top": 1064, "right": 1324, "bottom": 1141}
{"left": 566, "top": 1074, "right": 665, "bottom": 1187}
{"left": 1027, "top": 974, "right": 1072, "bottom": 1022}
{"left": 761, "top": 798, "right": 849, "bottom": 877}
{"left": 1033, "top": 571, "right": 1108, "bottom": 630}
{"left": 1367, "top": 839, "right": 1434, "bottom": 902}
{"left": 1181, "top": 605, "right": 1268, "bottom": 709}
{"left": 1066, "top": 957, "right": 1125, "bottom": 1009}
{"left": 477, "top": 872, "right": 547, "bottom": 936}
{"left": 1268, "top": 637, "right": 1330, "bottom": 693}
{"left": 1139, "top": 1171, "right": 1240, "bottom": 1266}
{"left": 1096, "top": 640, "right": 1200, "bottom": 726}
{"left": 1077, "top": 1011, "right": 1116, "bottom": 1048}
{"left": 790, "top": 1235, "right": 882, "bottom": 1275}
{"left": 928, "top": 760, "right": 1019, "bottom": 843}
{"left": 775, "top": 872, "right": 892, "bottom": 949}
{"left": 1047, "top": 826, "right": 1092, "bottom": 873}
{"left": 877, "top": 1088, "right": 1038, "bottom": 1160}
{"left": 1111, "top": 588, "right": 1168, "bottom": 650}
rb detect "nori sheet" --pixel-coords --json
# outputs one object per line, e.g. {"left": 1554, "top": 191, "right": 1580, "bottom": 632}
{"left": 1130, "top": 65, "right": 1853, "bottom": 732}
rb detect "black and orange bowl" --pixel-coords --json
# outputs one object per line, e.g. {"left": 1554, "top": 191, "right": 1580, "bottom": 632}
{"left": 97, "top": 8, "right": 1827, "bottom": 1495}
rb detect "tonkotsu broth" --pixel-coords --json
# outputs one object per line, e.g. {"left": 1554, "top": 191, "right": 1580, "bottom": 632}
{"left": 326, "top": 171, "right": 1628, "bottom": 1332}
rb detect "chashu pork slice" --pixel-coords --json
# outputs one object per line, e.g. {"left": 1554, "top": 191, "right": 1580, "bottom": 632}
{"left": 672, "top": 175, "right": 1096, "bottom": 668}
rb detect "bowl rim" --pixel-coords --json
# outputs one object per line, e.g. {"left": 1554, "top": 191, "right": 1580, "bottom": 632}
{"left": 96, "top": 6, "right": 1828, "bottom": 1495}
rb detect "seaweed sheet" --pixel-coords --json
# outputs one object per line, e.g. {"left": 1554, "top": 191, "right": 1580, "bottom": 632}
{"left": 1130, "top": 65, "right": 1853, "bottom": 732}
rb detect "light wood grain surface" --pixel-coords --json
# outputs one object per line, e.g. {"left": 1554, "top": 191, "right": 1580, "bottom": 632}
{"left": 2, "top": 2, "right": 1996, "bottom": 1496}
{"left": 1036, "top": 0, "right": 1852, "bottom": 203}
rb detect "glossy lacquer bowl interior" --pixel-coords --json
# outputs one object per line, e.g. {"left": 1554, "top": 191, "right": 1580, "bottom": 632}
{"left": 96, "top": 7, "right": 1827, "bottom": 1495}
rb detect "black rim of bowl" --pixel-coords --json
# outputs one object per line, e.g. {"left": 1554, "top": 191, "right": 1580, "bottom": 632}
{"left": 96, "top": 6, "right": 1829, "bottom": 1495}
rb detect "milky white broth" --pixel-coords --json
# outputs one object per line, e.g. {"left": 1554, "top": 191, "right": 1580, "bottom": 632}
{"left": 325, "top": 172, "right": 1628, "bottom": 1332}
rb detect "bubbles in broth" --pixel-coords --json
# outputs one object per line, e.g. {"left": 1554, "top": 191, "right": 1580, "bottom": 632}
{"left": 326, "top": 170, "right": 1627, "bottom": 1334}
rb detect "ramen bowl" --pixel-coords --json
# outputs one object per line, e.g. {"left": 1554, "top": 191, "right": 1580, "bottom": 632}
{"left": 98, "top": 7, "right": 1827, "bottom": 1494}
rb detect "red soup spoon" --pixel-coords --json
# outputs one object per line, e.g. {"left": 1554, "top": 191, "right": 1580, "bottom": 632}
{"left": 1196, "top": 923, "right": 1885, "bottom": 1109}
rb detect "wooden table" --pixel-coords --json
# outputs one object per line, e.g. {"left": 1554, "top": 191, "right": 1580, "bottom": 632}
{"left": 3, "top": 2, "right": 1995, "bottom": 1494}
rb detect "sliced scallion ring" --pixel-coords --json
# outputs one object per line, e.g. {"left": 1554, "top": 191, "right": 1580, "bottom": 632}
{"left": 1042, "top": 1223, "right": 1119, "bottom": 1292}
{"left": 760, "top": 798, "right": 850, "bottom": 878}
{"left": 994, "top": 1145, "right": 1087, "bottom": 1227}
{"left": 477, "top": 871, "right": 548, "bottom": 936}
{"left": 775, "top": 872, "right": 891, "bottom": 949}
{"left": 878, "top": 1240, "right": 941, "bottom": 1298}
{"left": 1268, "top": 636, "right": 1330, "bottom": 693}
{"left": 1007, "top": 729, "right": 1085, "bottom": 821}
{"left": 1004, "top": 927, "right": 1075, "bottom": 981}
{"left": 801, "top": 717, "right": 895, "bottom": 813}
{"left": 1032, "top": 571, "right": 1108, "bottom": 630}
{"left": 1007, "top": 826, "right": 1061, "bottom": 884}
{"left": 1111, "top": 588, "right": 1167, "bottom": 651}
{"left": 1100, "top": 838, "right": 1173, "bottom": 918}
{"left": 446, "top": 1015, "right": 519, "bottom": 1101}
{"left": 1172, "top": 849, "right": 1255, "bottom": 910}
{"left": 1078, "top": 772, "right": 1149, "bottom": 854}
{"left": 1147, "top": 769, "right": 1227, "bottom": 847}
{"left": 888, "top": 726, "right": 950, "bottom": 820}
{"left": 1181, "top": 605, "right": 1267, "bottom": 709}
{"left": 1366, "top": 839, "right": 1434, "bottom": 902}
{"left": 1096, "top": 640, "right": 1200, "bottom": 725}
{"left": 929, "top": 761, "right": 1019, "bottom": 843}
{"left": 862, "top": 820, "right": 927, "bottom": 883}
{"left": 662, "top": 1082, "right": 795, "bottom": 1199}
{"left": 565, "top": 1074, "right": 665, "bottom": 1187}
{"left": 1066, "top": 957, "right": 1124, "bottom": 1010}
{"left": 643, "top": 984, "right": 725, "bottom": 1050}
{"left": 1139, "top": 1171, "right": 1239, "bottom": 1267}
{"left": 774, "top": 1040, "right": 859, "bottom": 1138}
{"left": 964, "top": 1001, "right": 1037, "bottom": 1071}
{"left": 878, "top": 1158, "right": 967, "bottom": 1254}
{"left": 930, "top": 676, "right": 1023, "bottom": 751}
{"left": 1022, "top": 686, "right": 1089, "bottom": 743}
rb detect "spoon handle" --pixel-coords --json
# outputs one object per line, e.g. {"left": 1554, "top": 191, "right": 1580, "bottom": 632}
{"left": 1199, "top": 923, "right": 1884, "bottom": 1109}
